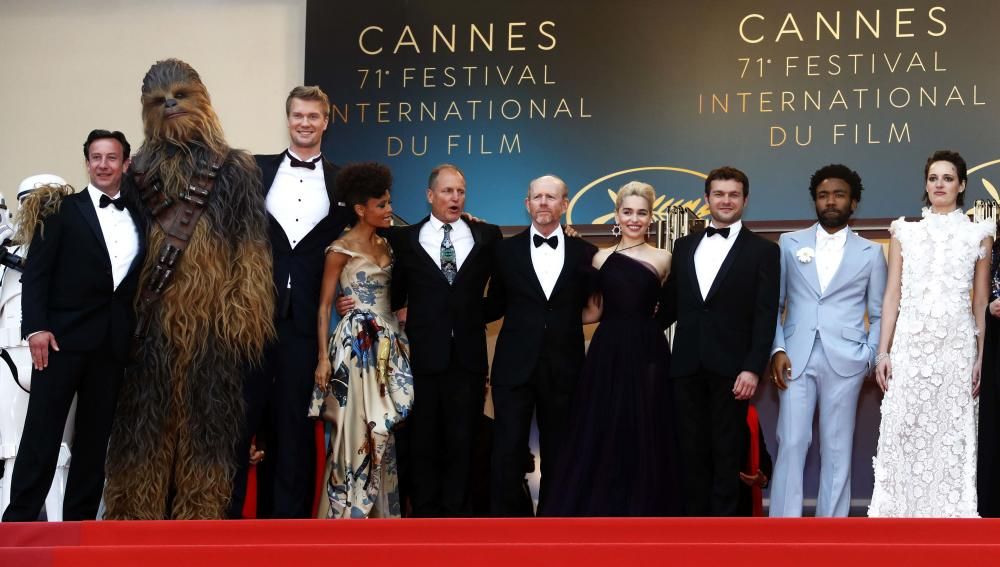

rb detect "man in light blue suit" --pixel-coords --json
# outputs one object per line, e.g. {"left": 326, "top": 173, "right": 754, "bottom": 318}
{"left": 768, "top": 164, "right": 887, "bottom": 517}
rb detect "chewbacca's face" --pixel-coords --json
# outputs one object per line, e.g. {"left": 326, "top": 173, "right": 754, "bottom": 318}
{"left": 140, "top": 59, "right": 221, "bottom": 147}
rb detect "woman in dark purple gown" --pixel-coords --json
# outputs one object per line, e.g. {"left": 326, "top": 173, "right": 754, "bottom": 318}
{"left": 541, "top": 181, "right": 682, "bottom": 516}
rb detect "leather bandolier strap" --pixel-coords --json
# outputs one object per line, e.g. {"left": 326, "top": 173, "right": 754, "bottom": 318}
{"left": 131, "top": 154, "right": 227, "bottom": 351}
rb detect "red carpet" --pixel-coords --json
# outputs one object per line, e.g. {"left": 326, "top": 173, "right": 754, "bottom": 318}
{"left": 3, "top": 518, "right": 1000, "bottom": 566}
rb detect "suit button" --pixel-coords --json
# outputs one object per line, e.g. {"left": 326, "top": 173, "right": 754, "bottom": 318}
{"left": 818, "top": 299, "right": 823, "bottom": 305}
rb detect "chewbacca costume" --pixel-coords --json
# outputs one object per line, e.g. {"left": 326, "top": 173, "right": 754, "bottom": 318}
{"left": 102, "top": 60, "right": 274, "bottom": 519}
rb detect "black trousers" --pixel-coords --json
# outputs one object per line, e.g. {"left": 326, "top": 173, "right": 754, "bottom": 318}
{"left": 230, "top": 320, "right": 317, "bottom": 519}
{"left": 2, "top": 345, "right": 124, "bottom": 522}
{"left": 490, "top": 353, "right": 573, "bottom": 516}
{"left": 409, "top": 348, "right": 486, "bottom": 517}
{"left": 673, "top": 371, "right": 749, "bottom": 517}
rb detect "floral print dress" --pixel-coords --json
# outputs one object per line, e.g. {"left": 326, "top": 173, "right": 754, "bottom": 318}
{"left": 308, "top": 242, "right": 414, "bottom": 518}
{"left": 869, "top": 208, "right": 995, "bottom": 517}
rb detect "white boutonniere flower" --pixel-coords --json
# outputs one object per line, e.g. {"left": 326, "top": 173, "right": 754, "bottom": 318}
{"left": 796, "top": 247, "right": 815, "bottom": 263}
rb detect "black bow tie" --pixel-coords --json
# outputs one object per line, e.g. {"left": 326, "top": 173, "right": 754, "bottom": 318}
{"left": 533, "top": 234, "right": 558, "bottom": 249}
{"left": 705, "top": 226, "right": 731, "bottom": 239}
{"left": 285, "top": 150, "right": 321, "bottom": 170}
{"left": 99, "top": 194, "right": 126, "bottom": 211}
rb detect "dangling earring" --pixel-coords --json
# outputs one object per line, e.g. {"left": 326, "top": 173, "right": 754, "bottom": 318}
{"left": 611, "top": 223, "right": 621, "bottom": 238}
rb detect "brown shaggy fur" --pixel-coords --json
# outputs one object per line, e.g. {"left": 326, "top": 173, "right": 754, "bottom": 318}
{"left": 102, "top": 59, "right": 274, "bottom": 520}
{"left": 12, "top": 184, "right": 76, "bottom": 245}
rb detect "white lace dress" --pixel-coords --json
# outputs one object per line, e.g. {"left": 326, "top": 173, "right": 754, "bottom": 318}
{"left": 869, "top": 208, "right": 995, "bottom": 517}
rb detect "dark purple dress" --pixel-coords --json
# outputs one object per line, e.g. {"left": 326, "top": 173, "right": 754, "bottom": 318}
{"left": 541, "top": 252, "right": 682, "bottom": 516}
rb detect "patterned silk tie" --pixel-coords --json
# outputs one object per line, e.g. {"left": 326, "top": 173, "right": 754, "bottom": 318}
{"left": 440, "top": 223, "right": 457, "bottom": 284}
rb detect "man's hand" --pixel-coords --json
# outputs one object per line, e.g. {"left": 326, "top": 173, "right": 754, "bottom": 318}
{"left": 990, "top": 298, "right": 1000, "bottom": 318}
{"left": 28, "top": 331, "right": 59, "bottom": 371}
{"left": 770, "top": 351, "right": 791, "bottom": 391}
{"left": 739, "top": 469, "right": 768, "bottom": 488}
{"left": 249, "top": 443, "right": 265, "bottom": 466}
{"left": 564, "top": 225, "right": 580, "bottom": 238}
{"left": 335, "top": 294, "right": 355, "bottom": 317}
{"left": 461, "top": 212, "right": 485, "bottom": 224}
{"left": 733, "top": 371, "right": 758, "bottom": 400}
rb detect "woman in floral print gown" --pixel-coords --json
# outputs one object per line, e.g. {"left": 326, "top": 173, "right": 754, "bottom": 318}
{"left": 310, "top": 163, "right": 414, "bottom": 518}
{"left": 870, "top": 151, "right": 994, "bottom": 517}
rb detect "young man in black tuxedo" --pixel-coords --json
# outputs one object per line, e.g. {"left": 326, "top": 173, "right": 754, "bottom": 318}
{"left": 230, "top": 86, "right": 355, "bottom": 518}
{"left": 660, "top": 166, "right": 779, "bottom": 517}
{"left": 485, "top": 175, "right": 596, "bottom": 516}
{"left": 3, "top": 130, "right": 145, "bottom": 521}
{"left": 389, "top": 164, "right": 503, "bottom": 517}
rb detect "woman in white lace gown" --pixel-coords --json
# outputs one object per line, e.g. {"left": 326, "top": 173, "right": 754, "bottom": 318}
{"left": 870, "top": 151, "right": 995, "bottom": 517}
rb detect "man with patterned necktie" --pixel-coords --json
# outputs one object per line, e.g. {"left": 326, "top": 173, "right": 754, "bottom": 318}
{"left": 388, "top": 164, "right": 502, "bottom": 517}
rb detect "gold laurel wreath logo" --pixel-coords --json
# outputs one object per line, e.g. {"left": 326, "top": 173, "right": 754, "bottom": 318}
{"left": 566, "top": 166, "right": 710, "bottom": 225}
{"left": 970, "top": 159, "right": 1000, "bottom": 206}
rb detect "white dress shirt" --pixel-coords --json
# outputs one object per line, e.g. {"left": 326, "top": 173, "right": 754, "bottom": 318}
{"left": 265, "top": 149, "right": 331, "bottom": 249}
{"left": 815, "top": 225, "right": 848, "bottom": 294}
{"left": 86, "top": 185, "right": 139, "bottom": 290}
{"left": 419, "top": 215, "right": 473, "bottom": 272}
{"left": 694, "top": 220, "right": 742, "bottom": 300}
{"left": 529, "top": 225, "right": 564, "bottom": 299}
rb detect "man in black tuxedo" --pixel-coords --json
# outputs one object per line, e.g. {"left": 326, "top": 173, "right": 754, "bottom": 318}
{"left": 485, "top": 175, "right": 596, "bottom": 516}
{"left": 390, "top": 164, "right": 503, "bottom": 517}
{"left": 3, "top": 130, "right": 145, "bottom": 521}
{"left": 661, "top": 166, "right": 779, "bottom": 517}
{"left": 230, "top": 86, "right": 355, "bottom": 518}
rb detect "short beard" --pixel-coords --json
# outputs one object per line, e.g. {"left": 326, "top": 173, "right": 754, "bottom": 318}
{"left": 817, "top": 209, "right": 852, "bottom": 229}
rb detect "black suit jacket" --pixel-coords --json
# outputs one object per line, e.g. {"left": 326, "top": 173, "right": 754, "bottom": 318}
{"left": 390, "top": 217, "right": 503, "bottom": 376}
{"left": 486, "top": 229, "right": 597, "bottom": 388}
{"left": 20, "top": 189, "right": 146, "bottom": 362}
{"left": 661, "top": 226, "right": 779, "bottom": 379}
{"left": 256, "top": 153, "right": 355, "bottom": 337}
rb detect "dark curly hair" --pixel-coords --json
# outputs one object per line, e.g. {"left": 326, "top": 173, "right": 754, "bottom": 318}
{"left": 336, "top": 162, "right": 392, "bottom": 219}
{"left": 922, "top": 150, "right": 967, "bottom": 207}
{"left": 809, "top": 164, "right": 864, "bottom": 202}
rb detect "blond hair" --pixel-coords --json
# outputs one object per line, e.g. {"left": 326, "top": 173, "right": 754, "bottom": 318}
{"left": 286, "top": 86, "right": 330, "bottom": 117}
{"left": 615, "top": 181, "right": 655, "bottom": 211}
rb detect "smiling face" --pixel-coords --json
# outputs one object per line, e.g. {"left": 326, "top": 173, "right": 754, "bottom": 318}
{"left": 355, "top": 190, "right": 393, "bottom": 229}
{"left": 286, "top": 97, "right": 329, "bottom": 155}
{"left": 426, "top": 168, "right": 466, "bottom": 223}
{"left": 615, "top": 194, "right": 652, "bottom": 239}
{"left": 925, "top": 160, "right": 965, "bottom": 210}
{"left": 706, "top": 178, "right": 747, "bottom": 227}
{"left": 85, "top": 138, "right": 127, "bottom": 195}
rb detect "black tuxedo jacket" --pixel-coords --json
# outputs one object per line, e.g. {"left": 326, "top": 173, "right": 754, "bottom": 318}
{"left": 256, "top": 153, "right": 355, "bottom": 337}
{"left": 486, "top": 229, "right": 597, "bottom": 388}
{"left": 389, "top": 217, "right": 503, "bottom": 376}
{"left": 20, "top": 189, "right": 147, "bottom": 362}
{"left": 661, "top": 226, "right": 779, "bottom": 379}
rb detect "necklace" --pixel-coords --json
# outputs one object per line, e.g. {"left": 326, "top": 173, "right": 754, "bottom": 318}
{"left": 614, "top": 240, "right": 646, "bottom": 253}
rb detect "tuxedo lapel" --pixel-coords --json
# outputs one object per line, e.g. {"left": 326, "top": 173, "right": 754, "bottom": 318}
{"left": 322, "top": 159, "right": 341, "bottom": 204}
{"left": 72, "top": 192, "right": 111, "bottom": 264}
{"left": 788, "top": 228, "right": 822, "bottom": 297}
{"left": 258, "top": 153, "right": 283, "bottom": 197}
{"left": 456, "top": 222, "right": 484, "bottom": 282}
{"left": 412, "top": 217, "right": 451, "bottom": 284}
{"left": 548, "top": 234, "right": 577, "bottom": 299}
{"left": 514, "top": 230, "right": 548, "bottom": 299}
{"left": 686, "top": 232, "right": 705, "bottom": 305}
{"left": 705, "top": 227, "right": 749, "bottom": 303}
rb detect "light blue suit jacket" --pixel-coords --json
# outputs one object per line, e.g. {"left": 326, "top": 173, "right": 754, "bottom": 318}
{"left": 772, "top": 225, "right": 888, "bottom": 379}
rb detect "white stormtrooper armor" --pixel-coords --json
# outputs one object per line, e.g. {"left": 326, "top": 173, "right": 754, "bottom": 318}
{"left": 0, "top": 174, "right": 76, "bottom": 520}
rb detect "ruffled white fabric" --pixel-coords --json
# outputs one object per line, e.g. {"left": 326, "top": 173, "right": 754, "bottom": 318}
{"left": 870, "top": 208, "right": 994, "bottom": 517}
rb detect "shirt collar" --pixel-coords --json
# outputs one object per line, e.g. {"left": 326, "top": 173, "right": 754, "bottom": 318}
{"left": 286, "top": 148, "right": 322, "bottom": 162}
{"left": 87, "top": 184, "right": 121, "bottom": 206}
{"left": 530, "top": 224, "right": 563, "bottom": 244}
{"left": 428, "top": 214, "right": 465, "bottom": 232}
{"left": 708, "top": 219, "right": 742, "bottom": 236}
{"left": 816, "top": 224, "right": 849, "bottom": 244}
